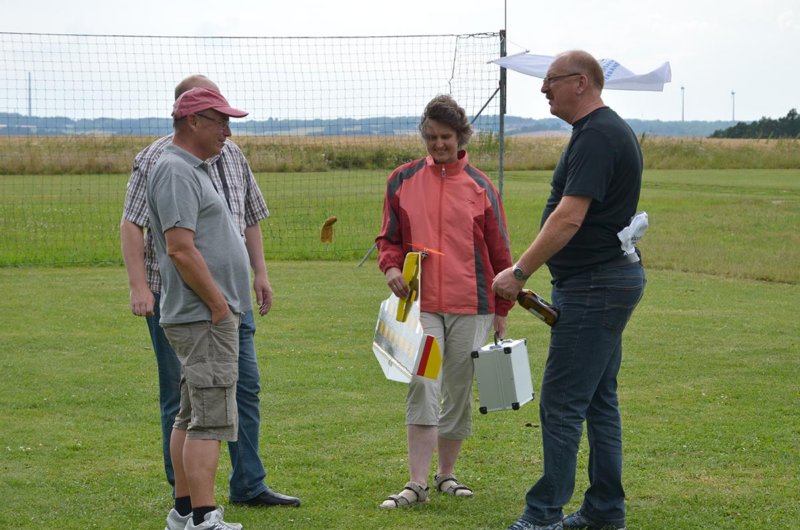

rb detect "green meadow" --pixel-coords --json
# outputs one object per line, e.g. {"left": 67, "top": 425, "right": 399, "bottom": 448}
{"left": 2, "top": 168, "right": 799, "bottom": 284}
{"left": 0, "top": 163, "right": 798, "bottom": 528}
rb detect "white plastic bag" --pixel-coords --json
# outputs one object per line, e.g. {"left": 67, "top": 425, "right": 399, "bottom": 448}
{"left": 617, "top": 212, "right": 649, "bottom": 255}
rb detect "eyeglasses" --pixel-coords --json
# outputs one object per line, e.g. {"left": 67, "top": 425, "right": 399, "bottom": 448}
{"left": 542, "top": 72, "right": 583, "bottom": 86}
{"left": 195, "top": 112, "right": 231, "bottom": 130}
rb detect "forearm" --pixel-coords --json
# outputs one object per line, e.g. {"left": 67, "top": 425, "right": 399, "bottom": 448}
{"left": 376, "top": 193, "right": 405, "bottom": 273}
{"left": 516, "top": 196, "right": 589, "bottom": 276}
{"left": 494, "top": 196, "right": 590, "bottom": 300}
{"left": 516, "top": 218, "right": 579, "bottom": 276}
{"left": 169, "top": 247, "right": 229, "bottom": 318}
{"left": 121, "top": 219, "right": 156, "bottom": 316}
{"left": 244, "top": 223, "right": 268, "bottom": 279}
{"left": 120, "top": 220, "right": 149, "bottom": 290}
{"left": 244, "top": 223, "right": 273, "bottom": 315}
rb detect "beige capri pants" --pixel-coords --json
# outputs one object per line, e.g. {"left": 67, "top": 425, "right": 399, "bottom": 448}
{"left": 406, "top": 312, "right": 494, "bottom": 439}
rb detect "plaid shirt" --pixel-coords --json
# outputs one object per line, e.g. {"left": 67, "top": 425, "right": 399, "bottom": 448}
{"left": 122, "top": 135, "right": 269, "bottom": 294}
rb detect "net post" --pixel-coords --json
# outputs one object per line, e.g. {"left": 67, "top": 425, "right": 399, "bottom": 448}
{"left": 498, "top": 29, "right": 507, "bottom": 198}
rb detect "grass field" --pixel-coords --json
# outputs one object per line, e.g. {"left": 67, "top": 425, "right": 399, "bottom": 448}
{"left": 0, "top": 165, "right": 798, "bottom": 529}
{"left": 3, "top": 168, "right": 800, "bottom": 284}
{"left": 0, "top": 264, "right": 797, "bottom": 529}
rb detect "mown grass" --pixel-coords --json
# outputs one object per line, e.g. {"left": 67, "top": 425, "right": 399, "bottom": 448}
{"left": 0, "top": 261, "right": 797, "bottom": 529}
{"left": 2, "top": 167, "right": 799, "bottom": 285}
{"left": 498, "top": 168, "right": 800, "bottom": 284}
{"left": 1, "top": 165, "right": 798, "bottom": 528}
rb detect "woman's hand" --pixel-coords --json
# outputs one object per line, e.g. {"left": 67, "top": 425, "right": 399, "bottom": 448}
{"left": 493, "top": 314, "right": 507, "bottom": 340}
{"left": 384, "top": 267, "right": 410, "bottom": 299}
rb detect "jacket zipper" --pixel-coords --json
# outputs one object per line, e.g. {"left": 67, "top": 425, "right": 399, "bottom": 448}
{"left": 438, "top": 164, "right": 445, "bottom": 309}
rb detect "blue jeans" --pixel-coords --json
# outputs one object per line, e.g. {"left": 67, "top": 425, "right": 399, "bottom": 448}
{"left": 522, "top": 261, "right": 645, "bottom": 526}
{"left": 147, "top": 294, "right": 268, "bottom": 501}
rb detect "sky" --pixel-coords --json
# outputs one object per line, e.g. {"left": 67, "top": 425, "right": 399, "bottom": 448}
{"left": 1, "top": 0, "right": 797, "bottom": 122}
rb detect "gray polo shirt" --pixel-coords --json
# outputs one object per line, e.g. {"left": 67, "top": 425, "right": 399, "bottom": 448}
{"left": 146, "top": 144, "right": 252, "bottom": 324}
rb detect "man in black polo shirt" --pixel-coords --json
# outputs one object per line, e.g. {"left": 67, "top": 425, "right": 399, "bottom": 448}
{"left": 494, "top": 49, "right": 646, "bottom": 530}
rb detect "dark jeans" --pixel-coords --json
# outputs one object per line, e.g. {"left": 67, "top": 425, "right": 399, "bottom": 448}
{"left": 522, "top": 261, "right": 645, "bottom": 526}
{"left": 147, "top": 294, "right": 268, "bottom": 501}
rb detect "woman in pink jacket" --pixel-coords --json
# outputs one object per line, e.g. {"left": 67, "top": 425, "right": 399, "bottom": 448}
{"left": 376, "top": 95, "right": 514, "bottom": 508}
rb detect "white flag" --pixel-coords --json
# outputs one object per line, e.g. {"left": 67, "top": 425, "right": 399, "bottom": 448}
{"left": 491, "top": 52, "right": 672, "bottom": 92}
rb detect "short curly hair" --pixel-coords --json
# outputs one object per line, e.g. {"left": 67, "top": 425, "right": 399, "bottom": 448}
{"left": 418, "top": 95, "right": 473, "bottom": 147}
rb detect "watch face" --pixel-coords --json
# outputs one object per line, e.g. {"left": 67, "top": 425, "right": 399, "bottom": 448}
{"left": 513, "top": 267, "right": 526, "bottom": 280}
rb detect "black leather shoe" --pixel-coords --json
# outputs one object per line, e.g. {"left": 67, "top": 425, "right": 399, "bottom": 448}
{"left": 232, "top": 487, "right": 301, "bottom": 507}
{"left": 562, "top": 508, "right": 625, "bottom": 529}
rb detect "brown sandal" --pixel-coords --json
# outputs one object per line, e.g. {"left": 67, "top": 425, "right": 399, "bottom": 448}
{"left": 435, "top": 473, "right": 474, "bottom": 497}
{"left": 379, "top": 481, "right": 429, "bottom": 509}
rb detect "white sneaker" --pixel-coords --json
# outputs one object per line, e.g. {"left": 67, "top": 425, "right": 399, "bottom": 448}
{"left": 185, "top": 507, "right": 242, "bottom": 530}
{"left": 165, "top": 508, "right": 192, "bottom": 530}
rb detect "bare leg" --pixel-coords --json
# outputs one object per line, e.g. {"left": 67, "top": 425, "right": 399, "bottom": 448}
{"left": 183, "top": 438, "right": 221, "bottom": 508}
{"left": 170, "top": 428, "right": 190, "bottom": 499}
{"left": 407, "top": 424, "right": 437, "bottom": 486}
{"left": 437, "top": 436, "right": 463, "bottom": 476}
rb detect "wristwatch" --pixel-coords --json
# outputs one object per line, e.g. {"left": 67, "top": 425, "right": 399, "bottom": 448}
{"left": 512, "top": 264, "right": 530, "bottom": 281}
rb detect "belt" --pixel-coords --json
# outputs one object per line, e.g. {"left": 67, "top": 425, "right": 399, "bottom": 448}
{"left": 598, "top": 252, "right": 640, "bottom": 270}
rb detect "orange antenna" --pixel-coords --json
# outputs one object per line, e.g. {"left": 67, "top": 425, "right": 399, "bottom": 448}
{"left": 408, "top": 242, "right": 445, "bottom": 256}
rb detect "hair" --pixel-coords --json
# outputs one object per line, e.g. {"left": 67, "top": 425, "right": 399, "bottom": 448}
{"left": 418, "top": 94, "right": 473, "bottom": 147}
{"left": 561, "top": 50, "right": 605, "bottom": 91}
{"left": 174, "top": 74, "right": 218, "bottom": 100}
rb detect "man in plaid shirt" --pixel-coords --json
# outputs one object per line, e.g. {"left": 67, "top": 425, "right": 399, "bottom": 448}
{"left": 120, "top": 75, "right": 300, "bottom": 512}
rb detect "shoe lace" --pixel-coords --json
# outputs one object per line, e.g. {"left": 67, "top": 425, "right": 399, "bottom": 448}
{"left": 199, "top": 508, "right": 241, "bottom": 530}
{"left": 208, "top": 516, "right": 242, "bottom": 530}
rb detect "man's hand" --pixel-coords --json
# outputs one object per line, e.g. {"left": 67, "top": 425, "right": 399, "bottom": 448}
{"left": 129, "top": 285, "right": 155, "bottom": 317}
{"left": 492, "top": 266, "right": 526, "bottom": 301}
{"left": 253, "top": 274, "right": 273, "bottom": 316}
{"left": 211, "top": 305, "right": 232, "bottom": 325}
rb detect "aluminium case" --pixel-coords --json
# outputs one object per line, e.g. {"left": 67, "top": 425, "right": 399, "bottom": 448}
{"left": 471, "top": 338, "right": 534, "bottom": 414}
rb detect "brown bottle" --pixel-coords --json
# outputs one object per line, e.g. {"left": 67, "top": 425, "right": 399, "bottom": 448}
{"left": 517, "top": 289, "right": 559, "bottom": 326}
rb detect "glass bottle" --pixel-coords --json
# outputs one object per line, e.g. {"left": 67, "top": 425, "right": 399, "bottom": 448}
{"left": 517, "top": 289, "right": 559, "bottom": 326}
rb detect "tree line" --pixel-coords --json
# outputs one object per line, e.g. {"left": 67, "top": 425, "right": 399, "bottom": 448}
{"left": 710, "top": 109, "right": 799, "bottom": 138}
{"left": 0, "top": 112, "right": 737, "bottom": 138}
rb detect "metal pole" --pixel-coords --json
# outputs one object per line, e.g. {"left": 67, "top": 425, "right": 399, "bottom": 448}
{"left": 681, "top": 86, "right": 685, "bottom": 122}
{"left": 731, "top": 91, "right": 735, "bottom": 121}
{"left": 498, "top": 30, "right": 507, "bottom": 198}
{"left": 28, "top": 72, "right": 32, "bottom": 117}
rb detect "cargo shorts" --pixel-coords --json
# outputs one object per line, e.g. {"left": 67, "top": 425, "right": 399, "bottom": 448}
{"left": 163, "top": 312, "right": 240, "bottom": 441}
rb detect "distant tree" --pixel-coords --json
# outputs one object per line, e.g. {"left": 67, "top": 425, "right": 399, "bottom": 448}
{"left": 710, "top": 109, "right": 799, "bottom": 138}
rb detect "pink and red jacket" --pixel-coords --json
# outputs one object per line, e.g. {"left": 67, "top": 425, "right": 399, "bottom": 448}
{"left": 376, "top": 150, "right": 514, "bottom": 317}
